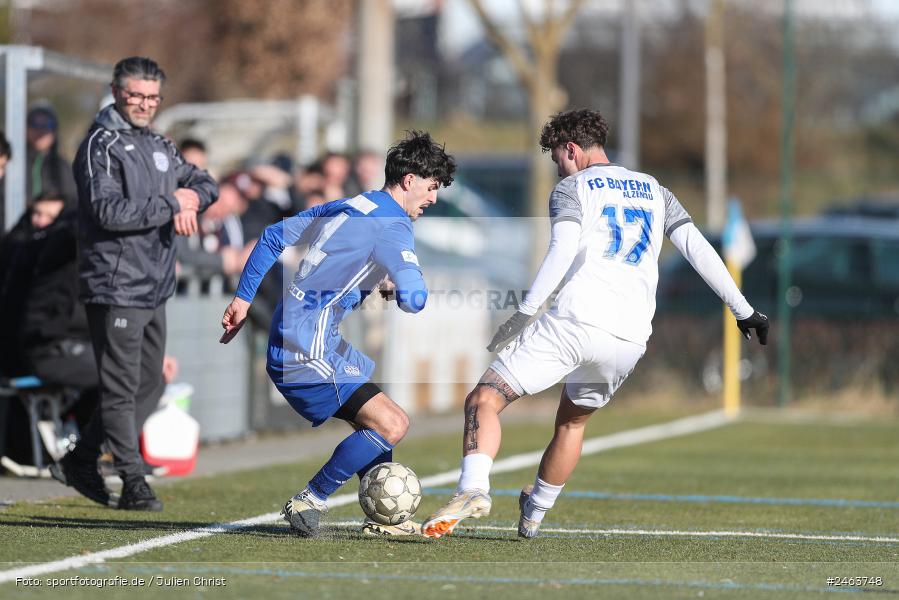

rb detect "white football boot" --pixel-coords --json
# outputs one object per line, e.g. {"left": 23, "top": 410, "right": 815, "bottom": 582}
{"left": 421, "top": 489, "right": 492, "bottom": 539}
{"left": 517, "top": 484, "right": 541, "bottom": 539}
{"left": 281, "top": 488, "right": 327, "bottom": 537}
{"left": 360, "top": 519, "right": 422, "bottom": 536}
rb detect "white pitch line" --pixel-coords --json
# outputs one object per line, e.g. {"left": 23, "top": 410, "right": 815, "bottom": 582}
{"left": 467, "top": 526, "right": 899, "bottom": 545}
{"left": 0, "top": 410, "right": 730, "bottom": 585}
{"left": 325, "top": 521, "right": 899, "bottom": 545}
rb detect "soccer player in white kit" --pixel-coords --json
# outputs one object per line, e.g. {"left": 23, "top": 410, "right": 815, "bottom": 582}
{"left": 422, "top": 109, "right": 769, "bottom": 539}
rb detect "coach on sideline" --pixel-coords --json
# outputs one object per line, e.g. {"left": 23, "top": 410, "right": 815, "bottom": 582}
{"left": 51, "top": 56, "right": 218, "bottom": 511}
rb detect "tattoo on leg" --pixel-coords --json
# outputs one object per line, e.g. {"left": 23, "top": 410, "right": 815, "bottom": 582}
{"left": 476, "top": 369, "right": 521, "bottom": 404}
{"left": 480, "top": 382, "right": 516, "bottom": 404}
{"left": 464, "top": 403, "right": 479, "bottom": 451}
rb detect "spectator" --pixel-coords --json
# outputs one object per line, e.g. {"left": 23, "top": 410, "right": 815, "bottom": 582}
{"left": 346, "top": 150, "right": 384, "bottom": 197}
{"left": 52, "top": 56, "right": 218, "bottom": 512}
{"left": 201, "top": 180, "right": 247, "bottom": 253}
{"left": 179, "top": 138, "right": 208, "bottom": 171}
{"left": 270, "top": 152, "right": 293, "bottom": 177}
{"left": 250, "top": 162, "right": 293, "bottom": 214}
{"left": 21, "top": 193, "right": 97, "bottom": 391}
{"left": 25, "top": 106, "right": 77, "bottom": 203}
{"left": 224, "top": 170, "right": 284, "bottom": 321}
{"left": 295, "top": 160, "right": 325, "bottom": 198}
{"left": 0, "top": 190, "right": 99, "bottom": 465}
{"left": 290, "top": 160, "right": 325, "bottom": 214}
{"left": 320, "top": 151, "right": 351, "bottom": 201}
{"left": 231, "top": 170, "right": 279, "bottom": 241}
{"left": 176, "top": 181, "right": 248, "bottom": 277}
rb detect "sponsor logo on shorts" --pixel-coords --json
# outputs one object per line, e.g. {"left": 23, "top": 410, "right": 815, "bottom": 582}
{"left": 344, "top": 365, "right": 361, "bottom": 376}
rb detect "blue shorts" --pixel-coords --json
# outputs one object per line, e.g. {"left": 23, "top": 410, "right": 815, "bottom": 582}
{"left": 267, "top": 339, "right": 376, "bottom": 427}
{"left": 271, "top": 378, "right": 369, "bottom": 427}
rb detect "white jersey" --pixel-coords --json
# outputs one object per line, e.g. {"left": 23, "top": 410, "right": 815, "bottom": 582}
{"left": 547, "top": 164, "right": 692, "bottom": 344}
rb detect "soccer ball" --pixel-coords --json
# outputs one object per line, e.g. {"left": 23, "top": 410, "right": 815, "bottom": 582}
{"left": 358, "top": 462, "right": 422, "bottom": 525}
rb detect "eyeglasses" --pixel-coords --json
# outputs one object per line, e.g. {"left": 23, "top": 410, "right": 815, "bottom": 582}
{"left": 119, "top": 88, "right": 164, "bottom": 107}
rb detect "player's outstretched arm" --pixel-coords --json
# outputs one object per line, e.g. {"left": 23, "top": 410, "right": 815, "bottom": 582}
{"left": 221, "top": 205, "right": 328, "bottom": 342}
{"left": 667, "top": 221, "right": 768, "bottom": 345}
{"left": 220, "top": 296, "right": 251, "bottom": 344}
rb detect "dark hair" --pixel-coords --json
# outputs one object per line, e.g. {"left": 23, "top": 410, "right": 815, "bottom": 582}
{"left": 303, "top": 160, "right": 324, "bottom": 176}
{"left": 112, "top": 56, "right": 166, "bottom": 88}
{"left": 34, "top": 189, "right": 65, "bottom": 203}
{"left": 384, "top": 130, "right": 455, "bottom": 188}
{"left": 539, "top": 109, "right": 610, "bottom": 152}
{"left": 0, "top": 131, "right": 10, "bottom": 159}
{"left": 179, "top": 138, "right": 206, "bottom": 153}
{"left": 321, "top": 151, "right": 348, "bottom": 163}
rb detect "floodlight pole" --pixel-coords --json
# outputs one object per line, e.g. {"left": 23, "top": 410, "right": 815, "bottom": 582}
{"left": 618, "top": 0, "right": 641, "bottom": 169}
{"left": 355, "top": 0, "right": 394, "bottom": 152}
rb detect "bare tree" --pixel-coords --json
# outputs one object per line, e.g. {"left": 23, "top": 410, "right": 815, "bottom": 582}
{"left": 468, "top": 0, "right": 586, "bottom": 252}
{"left": 212, "top": 0, "right": 352, "bottom": 99}
{"left": 28, "top": 0, "right": 352, "bottom": 103}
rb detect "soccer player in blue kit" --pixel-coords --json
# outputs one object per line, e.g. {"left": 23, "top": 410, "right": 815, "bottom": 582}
{"left": 220, "top": 132, "right": 455, "bottom": 537}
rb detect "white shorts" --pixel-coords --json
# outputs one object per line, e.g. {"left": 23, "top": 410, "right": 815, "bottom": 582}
{"left": 490, "top": 311, "right": 645, "bottom": 409}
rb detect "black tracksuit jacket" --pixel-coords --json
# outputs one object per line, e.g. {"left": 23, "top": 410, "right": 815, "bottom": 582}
{"left": 73, "top": 105, "right": 218, "bottom": 308}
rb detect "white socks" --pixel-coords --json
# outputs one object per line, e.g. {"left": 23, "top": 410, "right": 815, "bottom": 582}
{"left": 456, "top": 456, "right": 565, "bottom": 526}
{"left": 456, "top": 453, "right": 493, "bottom": 493}
{"left": 523, "top": 477, "right": 564, "bottom": 524}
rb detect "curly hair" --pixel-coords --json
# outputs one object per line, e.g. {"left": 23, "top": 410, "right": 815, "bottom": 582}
{"left": 539, "top": 109, "right": 610, "bottom": 153}
{"left": 384, "top": 130, "right": 456, "bottom": 188}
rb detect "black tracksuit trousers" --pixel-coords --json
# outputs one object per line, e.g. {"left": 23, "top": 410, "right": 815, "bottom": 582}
{"left": 76, "top": 304, "right": 166, "bottom": 480}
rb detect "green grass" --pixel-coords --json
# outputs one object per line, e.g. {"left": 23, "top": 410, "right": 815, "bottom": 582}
{"left": 2, "top": 407, "right": 898, "bottom": 599}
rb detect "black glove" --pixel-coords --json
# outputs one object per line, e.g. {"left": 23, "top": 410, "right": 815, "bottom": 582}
{"left": 737, "top": 311, "right": 769, "bottom": 345}
{"left": 487, "top": 311, "right": 531, "bottom": 352}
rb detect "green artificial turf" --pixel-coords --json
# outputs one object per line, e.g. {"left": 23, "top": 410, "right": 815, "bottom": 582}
{"left": 2, "top": 407, "right": 897, "bottom": 599}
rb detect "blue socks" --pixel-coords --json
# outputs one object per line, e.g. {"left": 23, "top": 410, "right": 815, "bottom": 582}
{"left": 357, "top": 449, "right": 392, "bottom": 480}
{"left": 307, "top": 429, "right": 394, "bottom": 500}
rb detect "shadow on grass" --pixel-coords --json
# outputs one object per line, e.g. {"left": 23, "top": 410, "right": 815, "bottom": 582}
{"left": 215, "top": 524, "right": 519, "bottom": 545}
{"left": 2, "top": 515, "right": 220, "bottom": 531}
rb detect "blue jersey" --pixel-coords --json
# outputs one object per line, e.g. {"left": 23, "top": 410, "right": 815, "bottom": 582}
{"left": 236, "top": 191, "right": 427, "bottom": 387}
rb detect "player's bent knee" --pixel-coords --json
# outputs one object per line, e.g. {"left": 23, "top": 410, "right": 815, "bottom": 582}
{"left": 394, "top": 409, "right": 410, "bottom": 442}
{"left": 378, "top": 408, "right": 409, "bottom": 445}
{"left": 464, "top": 385, "right": 505, "bottom": 413}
